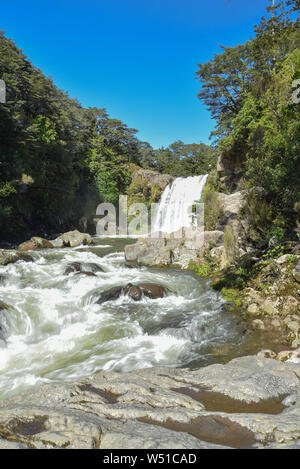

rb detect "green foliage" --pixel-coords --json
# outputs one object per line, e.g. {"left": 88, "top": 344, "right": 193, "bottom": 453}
{"left": 141, "top": 140, "right": 218, "bottom": 177}
{"left": 196, "top": 1, "right": 300, "bottom": 227}
{"left": 223, "top": 225, "right": 239, "bottom": 265}
{"left": 220, "top": 288, "right": 243, "bottom": 307}
{"left": 202, "top": 186, "right": 224, "bottom": 231}
{"left": 189, "top": 260, "right": 215, "bottom": 277}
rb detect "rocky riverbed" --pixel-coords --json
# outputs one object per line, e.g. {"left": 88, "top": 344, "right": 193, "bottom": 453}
{"left": 0, "top": 353, "right": 300, "bottom": 449}
{"left": 0, "top": 229, "right": 299, "bottom": 449}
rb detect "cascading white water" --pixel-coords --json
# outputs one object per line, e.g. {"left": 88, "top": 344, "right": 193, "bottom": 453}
{"left": 153, "top": 175, "right": 208, "bottom": 234}
{"left": 0, "top": 237, "right": 244, "bottom": 401}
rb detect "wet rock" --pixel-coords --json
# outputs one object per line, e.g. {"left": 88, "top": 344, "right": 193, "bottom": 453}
{"left": 136, "top": 283, "right": 167, "bottom": 299}
{"left": 64, "top": 262, "right": 104, "bottom": 275}
{"left": 85, "top": 263, "right": 104, "bottom": 273}
{"left": 126, "top": 285, "right": 142, "bottom": 301}
{"left": 0, "top": 274, "right": 7, "bottom": 285}
{"left": 96, "top": 286, "right": 124, "bottom": 305}
{"left": 64, "top": 262, "right": 82, "bottom": 275}
{"left": 75, "top": 271, "right": 97, "bottom": 277}
{"left": 0, "top": 250, "right": 34, "bottom": 266}
{"left": 18, "top": 237, "right": 54, "bottom": 251}
{"left": 96, "top": 283, "right": 168, "bottom": 304}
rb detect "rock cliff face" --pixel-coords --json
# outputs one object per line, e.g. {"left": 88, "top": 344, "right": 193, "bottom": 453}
{"left": 0, "top": 354, "right": 299, "bottom": 449}
{"left": 125, "top": 228, "right": 225, "bottom": 269}
{"left": 127, "top": 169, "right": 174, "bottom": 210}
{"left": 131, "top": 169, "right": 174, "bottom": 192}
{"left": 216, "top": 152, "right": 245, "bottom": 192}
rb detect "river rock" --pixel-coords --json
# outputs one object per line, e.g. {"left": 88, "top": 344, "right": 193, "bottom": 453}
{"left": 136, "top": 283, "right": 167, "bottom": 299}
{"left": 64, "top": 262, "right": 82, "bottom": 275}
{"left": 85, "top": 263, "right": 104, "bottom": 273}
{"left": 96, "top": 286, "right": 124, "bottom": 304}
{"left": 124, "top": 229, "right": 224, "bottom": 269}
{"left": 0, "top": 355, "right": 299, "bottom": 449}
{"left": 96, "top": 283, "right": 168, "bottom": 304}
{"left": 64, "top": 262, "right": 104, "bottom": 275}
{"left": 0, "top": 302, "right": 11, "bottom": 345}
{"left": 75, "top": 271, "right": 97, "bottom": 277}
{"left": 18, "top": 237, "right": 54, "bottom": 251}
{"left": 0, "top": 250, "right": 34, "bottom": 266}
{"left": 55, "top": 230, "right": 92, "bottom": 248}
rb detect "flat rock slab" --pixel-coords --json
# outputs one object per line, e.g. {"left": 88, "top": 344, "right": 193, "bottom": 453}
{"left": 0, "top": 355, "right": 299, "bottom": 449}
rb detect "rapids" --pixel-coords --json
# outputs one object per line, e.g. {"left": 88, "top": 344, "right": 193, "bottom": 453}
{"left": 0, "top": 237, "right": 245, "bottom": 400}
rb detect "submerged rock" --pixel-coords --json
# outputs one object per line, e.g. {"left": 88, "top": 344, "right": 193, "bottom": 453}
{"left": 64, "top": 262, "right": 104, "bottom": 275}
{"left": 75, "top": 271, "right": 97, "bottom": 277}
{"left": 96, "top": 283, "right": 168, "bottom": 304}
{"left": 0, "top": 250, "right": 34, "bottom": 266}
{"left": 64, "top": 262, "right": 82, "bottom": 275}
{"left": 136, "top": 283, "right": 167, "bottom": 299}
{"left": 96, "top": 286, "right": 123, "bottom": 304}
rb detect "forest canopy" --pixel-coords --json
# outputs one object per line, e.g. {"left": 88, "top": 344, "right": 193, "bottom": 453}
{"left": 0, "top": 31, "right": 215, "bottom": 241}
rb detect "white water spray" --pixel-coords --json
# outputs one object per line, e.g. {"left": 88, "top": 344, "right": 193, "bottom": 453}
{"left": 152, "top": 175, "right": 208, "bottom": 234}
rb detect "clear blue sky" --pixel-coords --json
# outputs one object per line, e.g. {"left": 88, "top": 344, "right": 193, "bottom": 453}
{"left": 1, "top": 0, "right": 270, "bottom": 148}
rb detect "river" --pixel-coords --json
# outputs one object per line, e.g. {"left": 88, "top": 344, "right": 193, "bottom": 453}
{"left": 0, "top": 236, "right": 256, "bottom": 401}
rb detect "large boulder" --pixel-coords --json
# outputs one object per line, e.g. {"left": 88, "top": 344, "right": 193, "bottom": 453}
{"left": 136, "top": 283, "right": 167, "bottom": 299}
{"left": 54, "top": 230, "right": 92, "bottom": 248}
{"left": 124, "top": 228, "right": 224, "bottom": 269}
{"left": 18, "top": 237, "right": 54, "bottom": 251}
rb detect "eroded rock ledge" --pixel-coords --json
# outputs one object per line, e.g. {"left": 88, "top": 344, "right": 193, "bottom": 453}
{"left": 0, "top": 355, "right": 300, "bottom": 449}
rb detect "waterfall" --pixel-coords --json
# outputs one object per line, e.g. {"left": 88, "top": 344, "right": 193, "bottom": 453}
{"left": 153, "top": 175, "right": 208, "bottom": 234}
